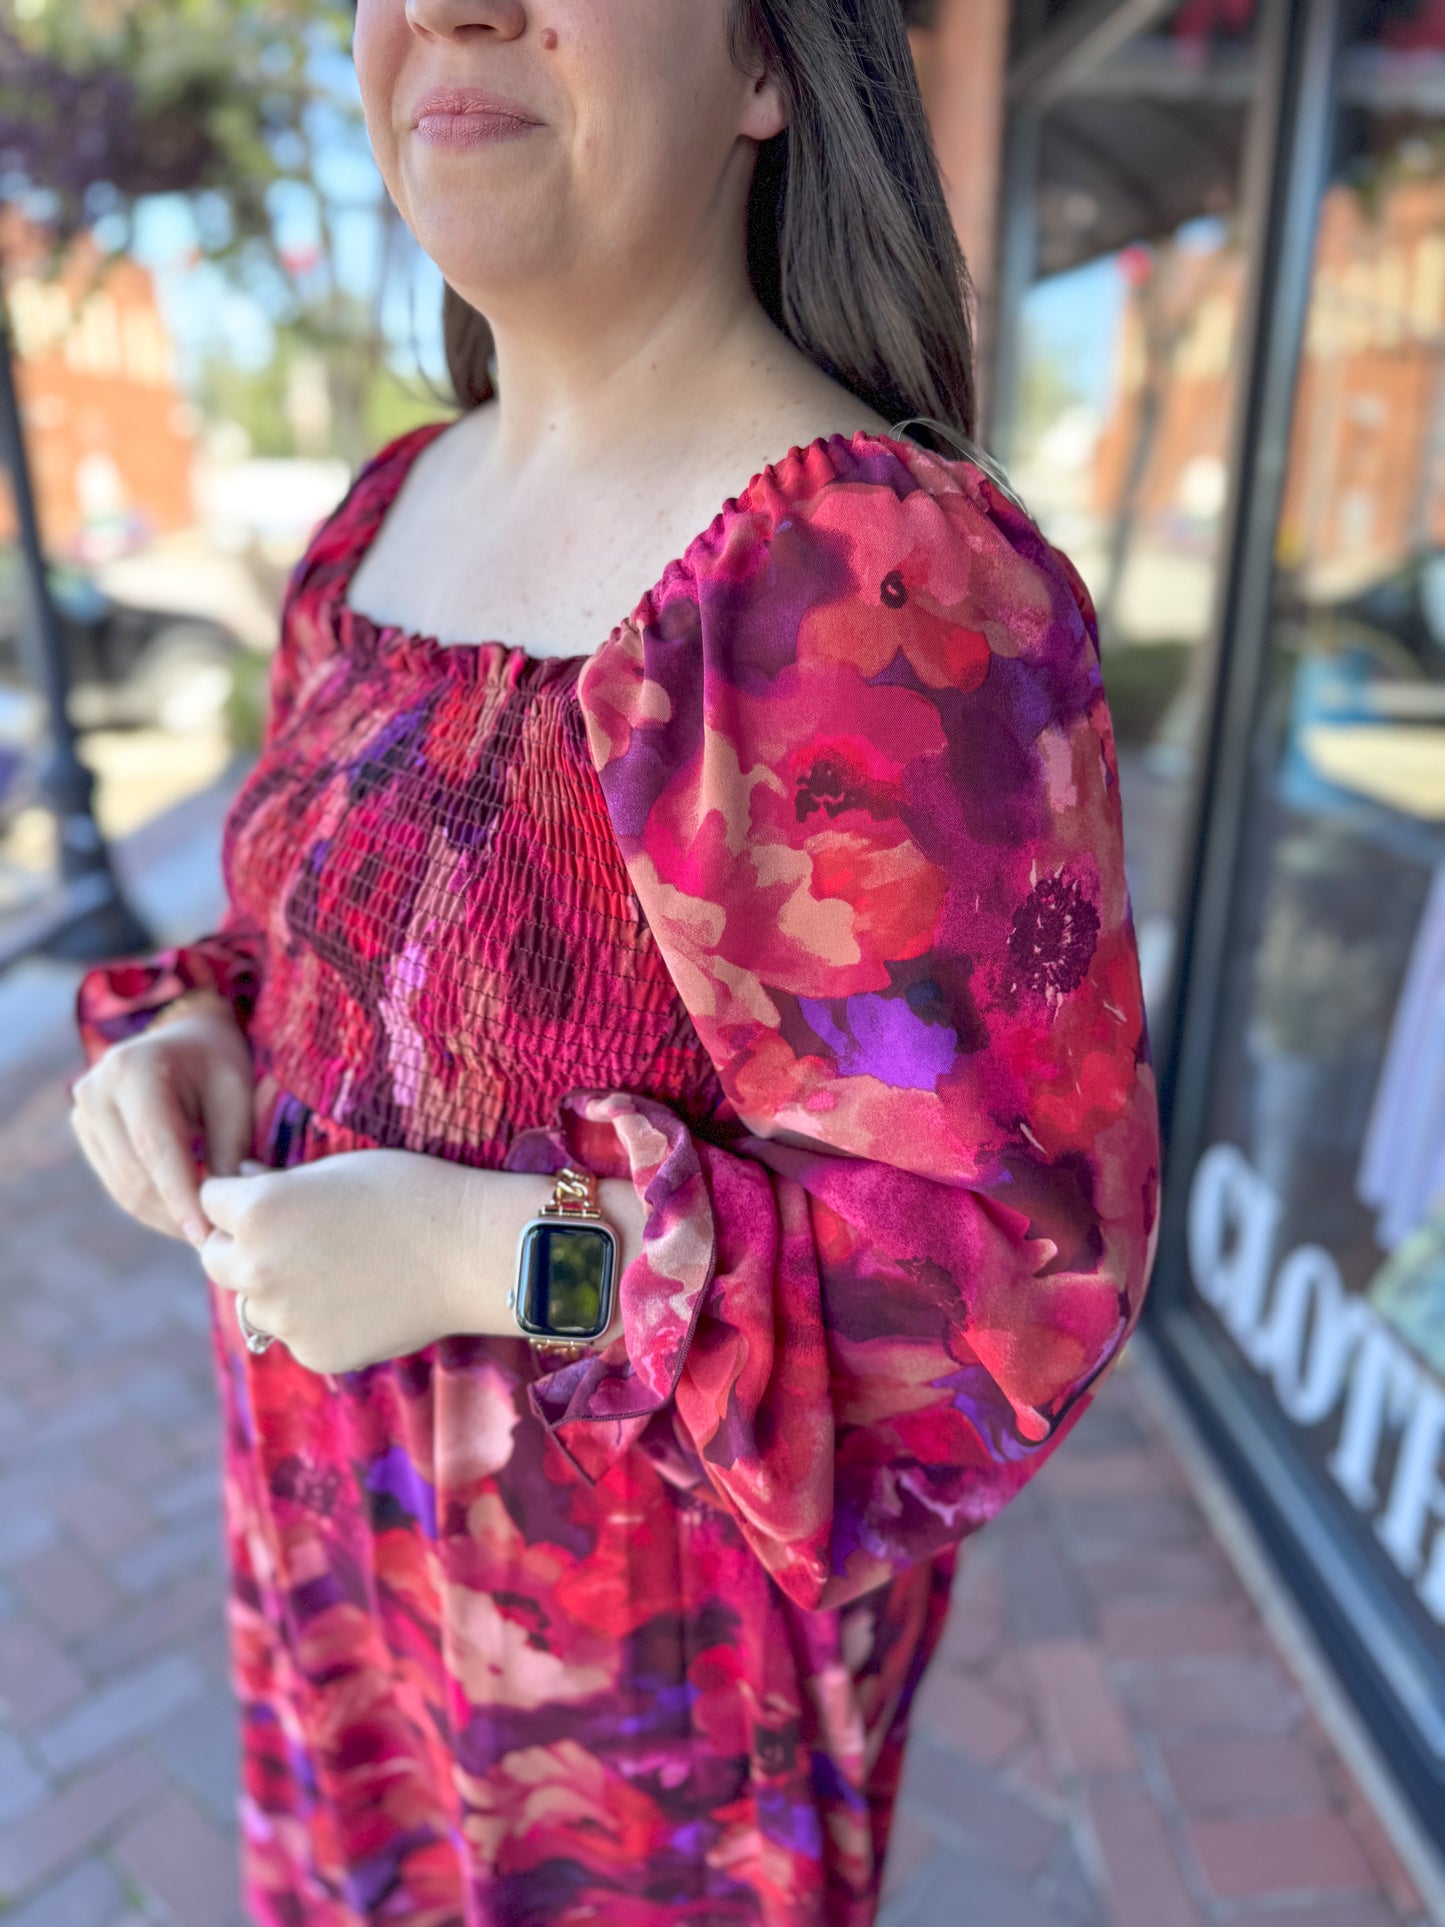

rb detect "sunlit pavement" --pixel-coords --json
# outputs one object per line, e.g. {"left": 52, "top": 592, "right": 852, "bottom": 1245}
{"left": 0, "top": 725, "right": 236, "bottom": 924}
{"left": 0, "top": 772, "right": 1432, "bottom": 1926}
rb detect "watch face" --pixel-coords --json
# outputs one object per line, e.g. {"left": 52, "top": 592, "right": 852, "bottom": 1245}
{"left": 517, "top": 1221, "right": 617, "bottom": 1340}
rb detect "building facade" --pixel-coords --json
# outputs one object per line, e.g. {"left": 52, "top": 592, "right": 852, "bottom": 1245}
{"left": 915, "top": 0, "right": 1445, "bottom": 1854}
{"left": 0, "top": 205, "right": 196, "bottom": 559}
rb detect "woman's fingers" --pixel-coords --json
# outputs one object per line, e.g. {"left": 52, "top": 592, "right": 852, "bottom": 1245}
{"left": 113, "top": 1069, "right": 208, "bottom": 1245}
{"left": 198, "top": 1220, "right": 290, "bottom": 1352}
{"left": 196, "top": 1172, "right": 250, "bottom": 1237}
{"left": 69, "top": 1089, "right": 191, "bottom": 1242}
{"left": 70, "top": 1018, "right": 257, "bottom": 1246}
{"left": 68, "top": 1095, "right": 129, "bottom": 1212}
{"left": 70, "top": 1078, "right": 157, "bottom": 1232}
{"left": 196, "top": 1054, "right": 256, "bottom": 1180}
{"left": 197, "top": 1223, "right": 240, "bottom": 1294}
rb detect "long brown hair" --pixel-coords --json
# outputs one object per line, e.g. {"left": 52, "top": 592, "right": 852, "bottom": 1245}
{"left": 442, "top": 0, "right": 977, "bottom": 454}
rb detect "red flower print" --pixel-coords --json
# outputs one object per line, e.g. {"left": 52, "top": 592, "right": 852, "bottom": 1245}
{"left": 72, "top": 423, "right": 1159, "bottom": 1926}
{"left": 796, "top": 483, "right": 996, "bottom": 690}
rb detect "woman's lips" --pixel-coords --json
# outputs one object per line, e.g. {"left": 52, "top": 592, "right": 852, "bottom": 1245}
{"left": 413, "top": 109, "right": 541, "bottom": 148}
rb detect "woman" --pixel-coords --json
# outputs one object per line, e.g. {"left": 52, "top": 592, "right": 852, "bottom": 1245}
{"left": 67, "top": 1, "right": 1160, "bottom": 1921}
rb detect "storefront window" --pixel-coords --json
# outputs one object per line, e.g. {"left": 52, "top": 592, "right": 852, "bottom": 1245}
{"left": 1182, "top": 0, "right": 1445, "bottom": 1740}
{"left": 1008, "top": 1, "right": 1261, "bottom": 1018}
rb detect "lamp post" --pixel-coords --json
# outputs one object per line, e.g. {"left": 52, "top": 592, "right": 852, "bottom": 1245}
{"left": 0, "top": 290, "right": 152, "bottom": 968}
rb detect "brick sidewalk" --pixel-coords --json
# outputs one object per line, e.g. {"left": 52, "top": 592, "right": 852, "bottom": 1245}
{"left": 0, "top": 1004, "right": 1435, "bottom": 1924}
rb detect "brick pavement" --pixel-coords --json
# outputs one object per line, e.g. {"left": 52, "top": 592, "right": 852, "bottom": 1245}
{"left": 0, "top": 1041, "right": 1434, "bottom": 1926}
{"left": 875, "top": 1369, "right": 1435, "bottom": 1927}
{"left": 0, "top": 835, "right": 1437, "bottom": 1926}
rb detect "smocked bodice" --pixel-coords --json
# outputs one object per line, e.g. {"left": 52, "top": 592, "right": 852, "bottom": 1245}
{"left": 223, "top": 423, "right": 723, "bottom": 1162}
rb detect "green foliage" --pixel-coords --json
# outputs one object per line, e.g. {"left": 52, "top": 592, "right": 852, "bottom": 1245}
{"left": 1098, "top": 640, "right": 1194, "bottom": 744}
{"left": 1017, "top": 321, "right": 1086, "bottom": 460}
{"left": 1, "top": 2, "right": 405, "bottom": 464}
{"left": 4, "top": 3, "right": 353, "bottom": 256}
{"left": 193, "top": 344, "right": 295, "bottom": 458}
{"left": 190, "top": 329, "right": 454, "bottom": 461}
{"left": 224, "top": 641, "right": 273, "bottom": 756}
{"left": 367, "top": 366, "right": 458, "bottom": 449}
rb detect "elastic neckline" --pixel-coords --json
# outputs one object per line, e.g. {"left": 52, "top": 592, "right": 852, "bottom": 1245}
{"left": 330, "top": 422, "right": 954, "bottom": 681}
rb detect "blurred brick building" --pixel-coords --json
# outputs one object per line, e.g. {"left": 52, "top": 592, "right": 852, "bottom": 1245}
{"left": 0, "top": 204, "right": 196, "bottom": 557}
{"left": 1092, "top": 175, "right": 1445, "bottom": 589}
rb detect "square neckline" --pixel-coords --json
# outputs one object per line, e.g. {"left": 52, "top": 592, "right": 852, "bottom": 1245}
{"left": 332, "top": 419, "right": 932, "bottom": 678}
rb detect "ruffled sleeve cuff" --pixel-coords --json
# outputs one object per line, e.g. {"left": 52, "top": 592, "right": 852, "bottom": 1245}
{"left": 503, "top": 1090, "right": 731, "bottom": 1486}
{"left": 70, "top": 921, "right": 264, "bottom": 1092}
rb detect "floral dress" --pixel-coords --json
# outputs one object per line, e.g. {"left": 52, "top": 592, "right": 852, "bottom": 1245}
{"left": 72, "top": 423, "right": 1161, "bottom": 1926}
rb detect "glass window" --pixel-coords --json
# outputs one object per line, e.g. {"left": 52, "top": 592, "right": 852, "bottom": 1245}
{"left": 1183, "top": 0, "right": 1445, "bottom": 1681}
{"left": 1008, "top": 1, "right": 1262, "bottom": 1025}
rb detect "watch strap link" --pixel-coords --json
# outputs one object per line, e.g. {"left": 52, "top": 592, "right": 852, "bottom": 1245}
{"left": 541, "top": 1167, "right": 601, "bottom": 1219}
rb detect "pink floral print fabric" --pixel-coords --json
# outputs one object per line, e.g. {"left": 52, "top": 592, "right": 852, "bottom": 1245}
{"left": 70, "top": 421, "right": 1159, "bottom": 1925}
{"left": 553, "top": 433, "right": 1163, "bottom": 1611}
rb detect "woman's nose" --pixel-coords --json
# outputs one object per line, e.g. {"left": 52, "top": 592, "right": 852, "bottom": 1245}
{"left": 404, "top": 0, "right": 526, "bottom": 41}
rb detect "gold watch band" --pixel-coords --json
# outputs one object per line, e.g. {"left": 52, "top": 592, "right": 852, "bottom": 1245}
{"left": 541, "top": 1167, "right": 601, "bottom": 1219}
{"left": 513, "top": 1167, "right": 616, "bottom": 1357}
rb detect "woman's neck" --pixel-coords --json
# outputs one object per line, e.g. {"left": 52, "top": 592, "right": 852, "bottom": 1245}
{"left": 480, "top": 273, "right": 801, "bottom": 484}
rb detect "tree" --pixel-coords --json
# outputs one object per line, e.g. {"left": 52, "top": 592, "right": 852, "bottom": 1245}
{"left": 0, "top": 0, "right": 419, "bottom": 466}
{"left": 0, "top": 1, "right": 431, "bottom": 965}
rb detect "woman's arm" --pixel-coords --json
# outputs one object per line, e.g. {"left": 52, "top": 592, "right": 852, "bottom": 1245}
{"left": 194, "top": 1153, "right": 646, "bottom": 1371}
{"left": 523, "top": 441, "right": 1163, "bottom": 1607}
{"left": 69, "top": 471, "right": 376, "bottom": 1228}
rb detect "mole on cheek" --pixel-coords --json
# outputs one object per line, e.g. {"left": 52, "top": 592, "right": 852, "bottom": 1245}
{"left": 541, "top": 26, "right": 559, "bottom": 50}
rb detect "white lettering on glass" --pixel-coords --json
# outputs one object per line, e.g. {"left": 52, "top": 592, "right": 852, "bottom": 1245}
{"left": 1187, "top": 1142, "right": 1282, "bottom": 1361}
{"left": 1328, "top": 1321, "right": 1418, "bottom": 1508}
{"left": 1188, "top": 1143, "right": 1445, "bottom": 1625}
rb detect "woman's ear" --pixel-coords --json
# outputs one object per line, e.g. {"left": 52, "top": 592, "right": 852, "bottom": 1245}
{"left": 740, "top": 65, "right": 789, "bottom": 143}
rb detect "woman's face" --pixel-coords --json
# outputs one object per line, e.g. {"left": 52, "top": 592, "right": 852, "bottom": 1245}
{"left": 353, "top": 0, "right": 787, "bottom": 320}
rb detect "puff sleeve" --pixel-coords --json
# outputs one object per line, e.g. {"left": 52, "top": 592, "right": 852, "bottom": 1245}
{"left": 521, "top": 435, "right": 1162, "bottom": 1613}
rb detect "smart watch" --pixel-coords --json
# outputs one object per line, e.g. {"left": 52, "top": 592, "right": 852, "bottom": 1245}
{"left": 509, "top": 1167, "right": 619, "bottom": 1353}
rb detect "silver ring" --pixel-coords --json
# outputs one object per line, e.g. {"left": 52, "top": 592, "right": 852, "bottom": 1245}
{"left": 236, "top": 1295, "right": 274, "bottom": 1355}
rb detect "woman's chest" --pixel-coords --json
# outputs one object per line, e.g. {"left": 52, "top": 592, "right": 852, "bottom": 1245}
{"left": 346, "top": 473, "right": 678, "bottom": 660}
{"left": 222, "top": 652, "right": 715, "bottom": 1148}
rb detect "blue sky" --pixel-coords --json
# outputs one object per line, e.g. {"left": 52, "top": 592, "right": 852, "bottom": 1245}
{"left": 1022, "top": 256, "right": 1127, "bottom": 414}
{"left": 110, "top": 39, "right": 449, "bottom": 390}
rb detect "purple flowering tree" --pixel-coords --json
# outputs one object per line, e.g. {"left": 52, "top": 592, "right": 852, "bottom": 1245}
{"left": 0, "top": 2, "right": 386, "bottom": 465}
{"left": 0, "top": 2, "right": 373, "bottom": 966}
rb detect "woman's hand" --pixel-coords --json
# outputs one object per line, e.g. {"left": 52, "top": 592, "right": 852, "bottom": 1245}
{"left": 197, "top": 1152, "right": 638, "bottom": 1375}
{"left": 68, "top": 995, "right": 255, "bottom": 1247}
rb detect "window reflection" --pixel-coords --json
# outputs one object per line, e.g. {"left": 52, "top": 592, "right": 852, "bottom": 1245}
{"left": 1188, "top": 4, "right": 1445, "bottom": 1638}
{"left": 1012, "top": 0, "right": 1262, "bottom": 1017}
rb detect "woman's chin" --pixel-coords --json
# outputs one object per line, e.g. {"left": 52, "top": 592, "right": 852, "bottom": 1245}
{"left": 411, "top": 229, "right": 558, "bottom": 309}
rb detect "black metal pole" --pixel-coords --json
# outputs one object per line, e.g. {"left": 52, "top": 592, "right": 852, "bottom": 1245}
{"left": 0, "top": 288, "right": 152, "bottom": 968}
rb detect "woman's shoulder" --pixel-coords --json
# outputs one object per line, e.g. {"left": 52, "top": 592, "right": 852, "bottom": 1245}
{"left": 579, "top": 425, "right": 1110, "bottom": 846}
{"left": 264, "top": 418, "right": 456, "bottom": 696}
{"left": 292, "top": 420, "right": 455, "bottom": 582}
{"left": 624, "top": 424, "right": 1099, "bottom": 689}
